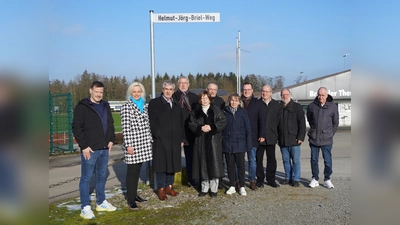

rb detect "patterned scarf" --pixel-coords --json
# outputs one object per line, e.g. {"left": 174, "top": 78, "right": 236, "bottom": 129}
{"left": 178, "top": 89, "right": 192, "bottom": 112}
{"left": 229, "top": 106, "right": 238, "bottom": 115}
{"left": 130, "top": 96, "right": 144, "bottom": 113}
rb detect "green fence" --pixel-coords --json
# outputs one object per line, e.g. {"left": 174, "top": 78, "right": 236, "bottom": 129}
{"left": 49, "top": 92, "right": 74, "bottom": 155}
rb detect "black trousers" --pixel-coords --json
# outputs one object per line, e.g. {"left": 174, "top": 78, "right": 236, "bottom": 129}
{"left": 225, "top": 152, "right": 245, "bottom": 188}
{"left": 184, "top": 145, "right": 196, "bottom": 185}
{"left": 126, "top": 163, "right": 142, "bottom": 203}
{"left": 256, "top": 145, "right": 277, "bottom": 183}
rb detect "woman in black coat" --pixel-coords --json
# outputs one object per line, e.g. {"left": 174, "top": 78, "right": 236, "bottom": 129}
{"left": 189, "top": 91, "right": 226, "bottom": 197}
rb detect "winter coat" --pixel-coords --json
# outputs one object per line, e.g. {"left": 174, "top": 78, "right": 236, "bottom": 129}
{"left": 172, "top": 90, "right": 199, "bottom": 146}
{"left": 120, "top": 100, "right": 153, "bottom": 164}
{"left": 307, "top": 95, "right": 339, "bottom": 146}
{"left": 259, "top": 98, "right": 280, "bottom": 146}
{"left": 72, "top": 98, "right": 115, "bottom": 151}
{"left": 241, "top": 96, "right": 266, "bottom": 147}
{"left": 148, "top": 96, "right": 184, "bottom": 173}
{"left": 277, "top": 99, "right": 306, "bottom": 147}
{"left": 222, "top": 107, "right": 252, "bottom": 154}
{"left": 188, "top": 104, "right": 227, "bottom": 181}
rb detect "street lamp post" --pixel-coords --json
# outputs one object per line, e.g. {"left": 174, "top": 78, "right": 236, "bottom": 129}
{"left": 343, "top": 53, "right": 349, "bottom": 70}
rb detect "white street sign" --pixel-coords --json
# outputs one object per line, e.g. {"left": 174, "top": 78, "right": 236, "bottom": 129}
{"left": 153, "top": 13, "right": 220, "bottom": 23}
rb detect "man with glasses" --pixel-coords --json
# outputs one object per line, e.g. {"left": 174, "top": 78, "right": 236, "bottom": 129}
{"left": 241, "top": 82, "right": 266, "bottom": 190}
{"left": 172, "top": 76, "right": 199, "bottom": 188}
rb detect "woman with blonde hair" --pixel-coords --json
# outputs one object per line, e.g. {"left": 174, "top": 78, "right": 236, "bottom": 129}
{"left": 222, "top": 93, "right": 252, "bottom": 196}
{"left": 121, "top": 82, "right": 153, "bottom": 210}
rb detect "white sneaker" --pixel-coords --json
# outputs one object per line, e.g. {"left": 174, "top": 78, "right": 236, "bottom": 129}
{"left": 239, "top": 187, "right": 247, "bottom": 196}
{"left": 96, "top": 200, "right": 117, "bottom": 212}
{"left": 226, "top": 186, "right": 236, "bottom": 195}
{"left": 309, "top": 178, "right": 319, "bottom": 188}
{"left": 80, "top": 205, "right": 95, "bottom": 219}
{"left": 324, "top": 179, "right": 334, "bottom": 189}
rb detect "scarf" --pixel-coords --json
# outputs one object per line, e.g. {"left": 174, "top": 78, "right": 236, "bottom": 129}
{"left": 241, "top": 95, "right": 253, "bottom": 108}
{"left": 130, "top": 96, "right": 144, "bottom": 113}
{"left": 178, "top": 89, "right": 192, "bottom": 112}
{"left": 229, "top": 106, "right": 238, "bottom": 115}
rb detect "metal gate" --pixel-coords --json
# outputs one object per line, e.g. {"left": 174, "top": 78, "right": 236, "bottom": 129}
{"left": 49, "top": 92, "right": 74, "bottom": 155}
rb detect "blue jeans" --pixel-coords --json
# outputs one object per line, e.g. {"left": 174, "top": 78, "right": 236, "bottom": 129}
{"left": 79, "top": 149, "right": 109, "bottom": 208}
{"left": 280, "top": 146, "right": 301, "bottom": 182}
{"left": 247, "top": 147, "right": 257, "bottom": 181}
{"left": 310, "top": 143, "right": 333, "bottom": 181}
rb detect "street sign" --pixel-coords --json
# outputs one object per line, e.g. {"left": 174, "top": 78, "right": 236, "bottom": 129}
{"left": 153, "top": 13, "right": 220, "bottom": 23}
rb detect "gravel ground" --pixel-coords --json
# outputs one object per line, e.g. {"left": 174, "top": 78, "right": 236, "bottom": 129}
{"left": 108, "top": 177, "right": 351, "bottom": 225}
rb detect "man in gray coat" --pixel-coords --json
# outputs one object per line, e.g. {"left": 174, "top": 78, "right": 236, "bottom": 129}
{"left": 307, "top": 87, "right": 339, "bottom": 189}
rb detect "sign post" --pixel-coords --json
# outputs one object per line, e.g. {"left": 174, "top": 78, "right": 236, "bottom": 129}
{"left": 149, "top": 10, "right": 220, "bottom": 98}
{"left": 149, "top": 11, "right": 220, "bottom": 190}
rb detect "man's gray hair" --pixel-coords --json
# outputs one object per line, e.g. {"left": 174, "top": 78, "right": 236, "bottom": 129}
{"left": 162, "top": 80, "right": 175, "bottom": 89}
{"left": 207, "top": 82, "right": 218, "bottom": 89}
{"left": 178, "top": 76, "right": 189, "bottom": 84}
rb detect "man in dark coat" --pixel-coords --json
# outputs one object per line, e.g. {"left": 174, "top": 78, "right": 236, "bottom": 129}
{"left": 148, "top": 80, "right": 184, "bottom": 201}
{"left": 277, "top": 89, "right": 306, "bottom": 187}
{"left": 72, "top": 81, "right": 116, "bottom": 219}
{"left": 206, "top": 82, "right": 226, "bottom": 110}
{"left": 241, "top": 82, "right": 266, "bottom": 190}
{"left": 256, "top": 85, "right": 281, "bottom": 188}
{"left": 172, "top": 76, "right": 199, "bottom": 187}
{"left": 307, "top": 87, "right": 339, "bottom": 189}
{"left": 206, "top": 82, "right": 226, "bottom": 189}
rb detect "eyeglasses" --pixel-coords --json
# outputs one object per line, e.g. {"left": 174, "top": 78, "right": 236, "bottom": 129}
{"left": 243, "top": 89, "right": 252, "bottom": 91}
{"left": 262, "top": 90, "right": 271, "bottom": 93}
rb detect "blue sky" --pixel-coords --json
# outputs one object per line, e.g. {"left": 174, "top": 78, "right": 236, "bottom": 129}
{"left": 1, "top": 1, "right": 399, "bottom": 87}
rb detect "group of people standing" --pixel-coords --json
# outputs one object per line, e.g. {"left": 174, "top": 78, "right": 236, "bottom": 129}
{"left": 72, "top": 78, "right": 339, "bottom": 219}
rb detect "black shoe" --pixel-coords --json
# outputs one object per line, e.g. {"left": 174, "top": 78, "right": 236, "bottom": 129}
{"left": 129, "top": 201, "right": 139, "bottom": 210}
{"left": 218, "top": 182, "right": 225, "bottom": 190}
{"left": 210, "top": 192, "right": 217, "bottom": 198}
{"left": 267, "top": 182, "right": 280, "bottom": 188}
{"left": 198, "top": 192, "right": 208, "bottom": 197}
{"left": 135, "top": 195, "right": 148, "bottom": 203}
{"left": 281, "top": 179, "right": 292, "bottom": 185}
{"left": 292, "top": 181, "right": 300, "bottom": 187}
{"left": 256, "top": 181, "right": 264, "bottom": 188}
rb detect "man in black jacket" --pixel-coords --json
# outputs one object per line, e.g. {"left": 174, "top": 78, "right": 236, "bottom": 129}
{"left": 206, "top": 82, "right": 226, "bottom": 110}
{"left": 72, "top": 81, "right": 116, "bottom": 219}
{"left": 172, "top": 76, "right": 199, "bottom": 187}
{"left": 206, "top": 82, "right": 226, "bottom": 189}
{"left": 256, "top": 85, "right": 281, "bottom": 188}
{"left": 277, "top": 88, "right": 306, "bottom": 187}
{"left": 241, "top": 82, "right": 266, "bottom": 190}
{"left": 149, "top": 80, "right": 184, "bottom": 200}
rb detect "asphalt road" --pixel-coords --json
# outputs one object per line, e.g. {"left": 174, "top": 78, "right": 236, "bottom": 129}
{"left": 49, "top": 130, "right": 351, "bottom": 204}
